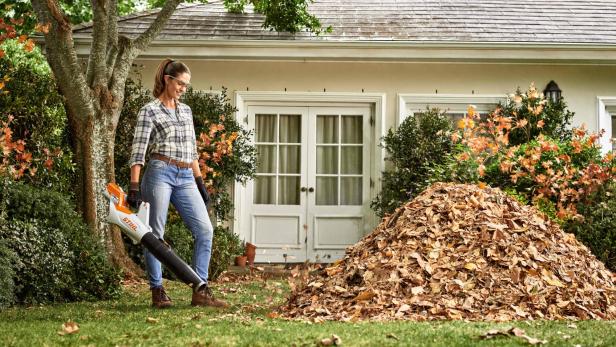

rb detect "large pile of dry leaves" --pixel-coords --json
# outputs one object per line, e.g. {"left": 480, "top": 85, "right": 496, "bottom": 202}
{"left": 280, "top": 183, "right": 616, "bottom": 321}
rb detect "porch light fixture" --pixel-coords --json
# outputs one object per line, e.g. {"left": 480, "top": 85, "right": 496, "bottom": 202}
{"left": 543, "top": 80, "right": 562, "bottom": 103}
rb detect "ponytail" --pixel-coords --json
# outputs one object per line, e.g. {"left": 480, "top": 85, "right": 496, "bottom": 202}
{"left": 153, "top": 58, "right": 191, "bottom": 98}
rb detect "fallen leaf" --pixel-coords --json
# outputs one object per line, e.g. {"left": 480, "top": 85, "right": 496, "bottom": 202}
{"left": 386, "top": 333, "right": 399, "bottom": 340}
{"left": 319, "top": 337, "right": 333, "bottom": 346}
{"left": 146, "top": 317, "right": 159, "bottom": 324}
{"left": 58, "top": 321, "right": 79, "bottom": 336}
{"left": 354, "top": 289, "right": 376, "bottom": 301}
{"left": 318, "top": 334, "right": 342, "bottom": 346}
{"left": 334, "top": 286, "right": 347, "bottom": 293}
{"left": 464, "top": 262, "right": 477, "bottom": 271}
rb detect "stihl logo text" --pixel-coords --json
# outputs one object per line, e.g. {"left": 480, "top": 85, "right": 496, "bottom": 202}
{"left": 122, "top": 217, "right": 138, "bottom": 232}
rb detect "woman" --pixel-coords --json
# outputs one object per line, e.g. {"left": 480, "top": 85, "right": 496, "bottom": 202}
{"left": 127, "top": 58, "right": 227, "bottom": 309}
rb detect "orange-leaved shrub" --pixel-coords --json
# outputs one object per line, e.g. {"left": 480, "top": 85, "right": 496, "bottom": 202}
{"left": 444, "top": 84, "right": 616, "bottom": 220}
{"left": 1, "top": 115, "right": 60, "bottom": 180}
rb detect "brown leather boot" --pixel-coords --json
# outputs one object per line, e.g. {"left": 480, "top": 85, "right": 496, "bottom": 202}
{"left": 191, "top": 286, "right": 228, "bottom": 308}
{"left": 151, "top": 287, "right": 172, "bottom": 308}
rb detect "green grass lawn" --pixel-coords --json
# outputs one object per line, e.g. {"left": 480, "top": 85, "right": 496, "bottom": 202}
{"left": 1, "top": 277, "right": 615, "bottom": 346}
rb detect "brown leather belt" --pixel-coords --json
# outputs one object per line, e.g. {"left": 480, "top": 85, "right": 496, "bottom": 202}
{"left": 150, "top": 153, "right": 192, "bottom": 169}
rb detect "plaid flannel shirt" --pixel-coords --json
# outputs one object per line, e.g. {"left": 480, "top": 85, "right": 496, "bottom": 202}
{"left": 129, "top": 99, "right": 198, "bottom": 167}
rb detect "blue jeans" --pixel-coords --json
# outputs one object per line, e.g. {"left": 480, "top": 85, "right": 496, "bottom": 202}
{"left": 141, "top": 159, "right": 213, "bottom": 289}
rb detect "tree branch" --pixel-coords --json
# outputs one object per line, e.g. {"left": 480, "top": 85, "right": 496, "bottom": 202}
{"left": 109, "top": 0, "right": 181, "bottom": 100}
{"left": 86, "top": 0, "right": 110, "bottom": 87}
{"left": 31, "top": 0, "right": 94, "bottom": 126}
{"left": 133, "top": 0, "right": 182, "bottom": 51}
{"left": 105, "top": 0, "right": 119, "bottom": 82}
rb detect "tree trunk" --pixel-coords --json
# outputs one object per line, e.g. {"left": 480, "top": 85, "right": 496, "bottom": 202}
{"left": 31, "top": 0, "right": 183, "bottom": 279}
{"left": 69, "top": 106, "right": 143, "bottom": 279}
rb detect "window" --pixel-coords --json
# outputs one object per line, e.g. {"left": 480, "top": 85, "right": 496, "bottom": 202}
{"left": 398, "top": 94, "right": 506, "bottom": 125}
{"left": 598, "top": 98, "right": 616, "bottom": 154}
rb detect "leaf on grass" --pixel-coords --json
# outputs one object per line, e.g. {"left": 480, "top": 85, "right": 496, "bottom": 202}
{"left": 480, "top": 327, "right": 546, "bottom": 345}
{"left": 386, "top": 333, "right": 399, "bottom": 340}
{"left": 58, "top": 321, "right": 79, "bottom": 336}
{"left": 318, "top": 334, "right": 342, "bottom": 346}
{"left": 146, "top": 317, "right": 159, "bottom": 324}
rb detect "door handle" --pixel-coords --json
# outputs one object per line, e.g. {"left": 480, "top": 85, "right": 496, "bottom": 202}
{"left": 308, "top": 187, "right": 314, "bottom": 193}
{"left": 300, "top": 187, "right": 307, "bottom": 192}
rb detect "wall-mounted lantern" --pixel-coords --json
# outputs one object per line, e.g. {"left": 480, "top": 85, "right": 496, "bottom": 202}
{"left": 543, "top": 80, "right": 562, "bottom": 103}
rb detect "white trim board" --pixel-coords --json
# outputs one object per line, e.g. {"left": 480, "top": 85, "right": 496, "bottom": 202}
{"left": 397, "top": 93, "right": 506, "bottom": 125}
{"left": 69, "top": 38, "right": 616, "bottom": 65}
{"left": 232, "top": 91, "right": 386, "bottom": 243}
{"left": 597, "top": 97, "right": 616, "bottom": 154}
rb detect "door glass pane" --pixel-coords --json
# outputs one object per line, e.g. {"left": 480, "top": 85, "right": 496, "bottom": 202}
{"left": 341, "top": 177, "right": 362, "bottom": 205}
{"left": 341, "top": 146, "right": 362, "bottom": 174}
{"left": 316, "top": 177, "right": 338, "bottom": 205}
{"left": 255, "top": 114, "right": 277, "bottom": 142}
{"left": 279, "top": 114, "right": 301, "bottom": 143}
{"left": 279, "top": 145, "right": 300, "bottom": 174}
{"left": 256, "top": 145, "right": 276, "bottom": 173}
{"left": 278, "top": 176, "right": 300, "bottom": 205}
{"left": 254, "top": 176, "right": 275, "bottom": 204}
{"left": 341, "top": 115, "right": 362, "bottom": 144}
{"left": 317, "top": 115, "right": 338, "bottom": 144}
{"left": 317, "top": 146, "right": 338, "bottom": 174}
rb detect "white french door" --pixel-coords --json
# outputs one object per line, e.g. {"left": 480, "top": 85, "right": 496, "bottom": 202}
{"left": 244, "top": 105, "right": 372, "bottom": 263}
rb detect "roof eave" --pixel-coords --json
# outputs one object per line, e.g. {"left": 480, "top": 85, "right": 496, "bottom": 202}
{"left": 70, "top": 37, "right": 616, "bottom": 65}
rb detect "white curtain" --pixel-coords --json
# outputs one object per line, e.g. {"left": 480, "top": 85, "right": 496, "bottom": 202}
{"left": 255, "top": 114, "right": 301, "bottom": 205}
{"left": 316, "top": 115, "right": 363, "bottom": 206}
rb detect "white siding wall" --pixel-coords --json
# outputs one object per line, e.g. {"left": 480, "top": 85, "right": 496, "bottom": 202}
{"left": 135, "top": 60, "right": 616, "bottom": 132}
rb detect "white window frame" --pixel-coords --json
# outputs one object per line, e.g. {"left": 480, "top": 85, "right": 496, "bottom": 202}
{"left": 233, "top": 91, "right": 386, "bottom": 243}
{"left": 597, "top": 97, "right": 616, "bottom": 154}
{"left": 397, "top": 94, "right": 506, "bottom": 125}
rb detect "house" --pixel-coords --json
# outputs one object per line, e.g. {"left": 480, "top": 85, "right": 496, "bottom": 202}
{"left": 73, "top": 0, "right": 616, "bottom": 263}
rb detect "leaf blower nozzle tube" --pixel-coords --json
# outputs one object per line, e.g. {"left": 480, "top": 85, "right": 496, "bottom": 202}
{"left": 104, "top": 183, "right": 206, "bottom": 292}
{"left": 140, "top": 233, "right": 207, "bottom": 292}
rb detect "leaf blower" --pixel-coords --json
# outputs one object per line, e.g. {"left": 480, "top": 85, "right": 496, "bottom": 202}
{"left": 103, "top": 182, "right": 206, "bottom": 292}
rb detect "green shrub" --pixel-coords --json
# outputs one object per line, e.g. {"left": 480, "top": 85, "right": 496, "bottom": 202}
{"left": 0, "top": 181, "right": 121, "bottom": 304}
{"left": 372, "top": 108, "right": 453, "bottom": 217}
{"left": 209, "top": 226, "right": 243, "bottom": 281}
{"left": 501, "top": 84, "right": 574, "bottom": 146}
{"left": 162, "top": 213, "right": 195, "bottom": 281}
{"left": 162, "top": 216, "right": 243, "bottom": 282}
{"left": 0, "top": 219, "right": 74, "bottom": 304}
{"left": 565, "top": 182, "right": 616, "bottom": 271}
{"left": 0, "top": 39, "right": 75, "bottom": 194}
{"left": 0, "top": 240, "right": 17, "bottom": 309}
